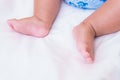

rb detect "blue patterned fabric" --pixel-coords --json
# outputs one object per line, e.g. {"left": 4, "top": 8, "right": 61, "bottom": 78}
{"left": 64, "top": 0, "right": 106, "bottom": 9}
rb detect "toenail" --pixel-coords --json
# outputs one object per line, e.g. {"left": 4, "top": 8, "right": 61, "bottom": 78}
{"left": 86, "top": 57, "right": 93, "bottom": 63}
{"left": 82, "top": 52, "right": 90, "bottom": 58}
{"left": 7, "top": 21, "right": 14, "bottom": 29}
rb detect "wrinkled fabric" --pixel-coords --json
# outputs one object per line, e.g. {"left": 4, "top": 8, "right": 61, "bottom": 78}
{"left": 64, "top": 0, "right": 106, "bottom": 9}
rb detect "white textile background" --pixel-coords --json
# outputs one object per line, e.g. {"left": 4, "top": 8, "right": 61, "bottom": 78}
{"left": 0, "top": 0, "right": 120, "bottom": 80}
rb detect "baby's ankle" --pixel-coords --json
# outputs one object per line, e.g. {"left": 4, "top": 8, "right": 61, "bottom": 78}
{"left": 33, "top": 15, "right": 52, "bottom": 28}
{"left": 79, "top": 22, "right": 96, "bottom": 37}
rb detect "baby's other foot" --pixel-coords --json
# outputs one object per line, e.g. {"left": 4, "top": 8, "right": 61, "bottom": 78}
{"left": 7, "top": 16, "right": 51, "bottom": 37}
{"left": 73, "top": 22, "right": 96, "bottom": 63}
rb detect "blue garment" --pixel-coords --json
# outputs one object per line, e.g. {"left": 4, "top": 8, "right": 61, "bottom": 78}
{"left": 64, "top": 0, "right": 106, "bottom": 9}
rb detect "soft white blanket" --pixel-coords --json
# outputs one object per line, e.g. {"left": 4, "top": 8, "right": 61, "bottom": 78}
{"left": 0, "top": 0, "right": 120, "bottom": 80}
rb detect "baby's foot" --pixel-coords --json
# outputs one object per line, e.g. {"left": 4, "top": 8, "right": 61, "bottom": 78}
{"left": 7, "top": 16, "right": 52, "bottom": 37}
{"left": 73, "top": 22, "right": 96, "bottom": 63}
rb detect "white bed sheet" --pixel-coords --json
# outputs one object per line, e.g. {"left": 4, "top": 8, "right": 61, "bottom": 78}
{"left": 0, "top": 0, "right": 120, "bottom": 80}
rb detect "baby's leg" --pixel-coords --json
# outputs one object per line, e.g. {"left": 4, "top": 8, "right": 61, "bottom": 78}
{"left": 73, "top": 0, "right": 120, "bottom": 63}
{"left": 7, "top": 0, "right": 61, "bottom": 37}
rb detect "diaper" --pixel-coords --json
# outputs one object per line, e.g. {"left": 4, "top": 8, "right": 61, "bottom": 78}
{"left": 64, "top": 0, "right": 106, "bottom": 9}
